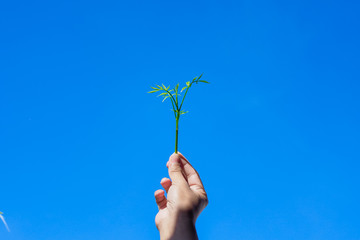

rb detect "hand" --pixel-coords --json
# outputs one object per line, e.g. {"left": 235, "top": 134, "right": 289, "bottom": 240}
{"left": 154, "top": 153, "right": 208, "bottom": 240}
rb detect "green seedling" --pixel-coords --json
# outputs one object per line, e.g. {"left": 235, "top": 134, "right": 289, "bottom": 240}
{"left": 148, "top": 73, "right": 209, "bottom": 153}
{"left": 0, "top": 211, "right": 10, "bottom": 232}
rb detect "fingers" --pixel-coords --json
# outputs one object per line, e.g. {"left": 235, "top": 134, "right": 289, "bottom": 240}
{"left": 168, "top": 153, "right": 188, "bottom": 186}
{"left": 154, "top": 189, "right": 167, "bottom": 210}
{"left": 176, "top": 152, "right": 205, "bottom": 191}
{"left": 160, "top": 177, "right": 172, "bottom": 193}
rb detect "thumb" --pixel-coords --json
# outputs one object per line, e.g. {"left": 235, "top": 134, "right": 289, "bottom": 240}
{"left": 168, "top": 153, "right": 187, "bottom": 185}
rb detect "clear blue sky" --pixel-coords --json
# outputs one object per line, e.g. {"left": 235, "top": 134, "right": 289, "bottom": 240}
{"left": 1, "top": 0, "right": 359, "bottom": 239}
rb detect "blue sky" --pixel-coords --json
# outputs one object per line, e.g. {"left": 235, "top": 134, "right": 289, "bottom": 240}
{"left": 1, "top": 0, "right": 359, "bottom": 239}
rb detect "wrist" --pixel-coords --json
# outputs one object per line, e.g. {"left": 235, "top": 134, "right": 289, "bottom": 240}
{"left": 159, "top": 212, "right": 198, "bottom": 240}
{"left": 160, "top": 224, "right": 197, "bottom": 240}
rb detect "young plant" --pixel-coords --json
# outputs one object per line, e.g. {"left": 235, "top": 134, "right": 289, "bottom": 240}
{"left": 0, "top": 211, "right": 10, "bottom": 232}
{"left": 148, "top": 73, "right": 209, "bottom": 153}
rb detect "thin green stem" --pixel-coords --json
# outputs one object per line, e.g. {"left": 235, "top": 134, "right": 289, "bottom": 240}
{"left": 164, "top": 89, "right": 179, "bottom": 110}
{"left": 176, "top": 84, "right": 179, "bottom": 107}
{"left": 169, "top": 95, "right": 177, "bottom": 118}
{"left": 179, "top": 81, "right": 193, "bottom": 110}
{"left": 175, "top": 114, "right": 179, "bottom": 153}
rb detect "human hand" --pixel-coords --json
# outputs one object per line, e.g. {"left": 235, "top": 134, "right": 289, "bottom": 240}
{"left": 154, "top": 153, "right": 208, "bottom": 240}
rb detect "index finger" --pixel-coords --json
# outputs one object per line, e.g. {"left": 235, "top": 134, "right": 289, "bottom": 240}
{"left": 177, "top": 152, "right": 205, "bottom": 191}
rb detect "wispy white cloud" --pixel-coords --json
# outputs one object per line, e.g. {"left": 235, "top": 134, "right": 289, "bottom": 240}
{"left": 0, "top": 214, "right": 10, "bottom": 232}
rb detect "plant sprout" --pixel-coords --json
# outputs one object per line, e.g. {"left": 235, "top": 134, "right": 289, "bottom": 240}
{"left": 148, "top": 73, "right": 209, "bottom": 153}
{"left": 0, "top": 211, "right": 10, "bottom": 232}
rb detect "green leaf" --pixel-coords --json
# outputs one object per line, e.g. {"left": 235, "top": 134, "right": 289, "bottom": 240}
{"left": 162, "top": 84, "right": 167, "bottom": 89}
{"left": 198, "top": 80, "right": 210, "bottom": 84}
{"left": 156, "top": 84, "right": 163, "bottom": 89}
{"left": 181, "top": 86, "right": 187, "bottom": 92}
{"left": 150, "top": 86, "right": 158, "bottom": 90}
{"left": 157, "top": 92, "right": 167, "bottom": 97}
{"left": 195, "top": 73, "right": 204, "bottom": 84}
{"left": 162, "top": 95, "right": 169, "bottom": 102}
{"left": 148, "top": 90, "right": 158, "bottom": 93}
{"left": 186, "top": 81, "right": 190, "bottom": 87}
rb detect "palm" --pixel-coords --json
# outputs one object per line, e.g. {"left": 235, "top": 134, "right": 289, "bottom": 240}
{"left": 155, "top": 207, "right": 169, "bottom": 228}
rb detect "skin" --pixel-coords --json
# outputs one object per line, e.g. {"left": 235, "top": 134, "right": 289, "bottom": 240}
{"left": 154, "top": 152, "right": 208, "bottom": 240}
